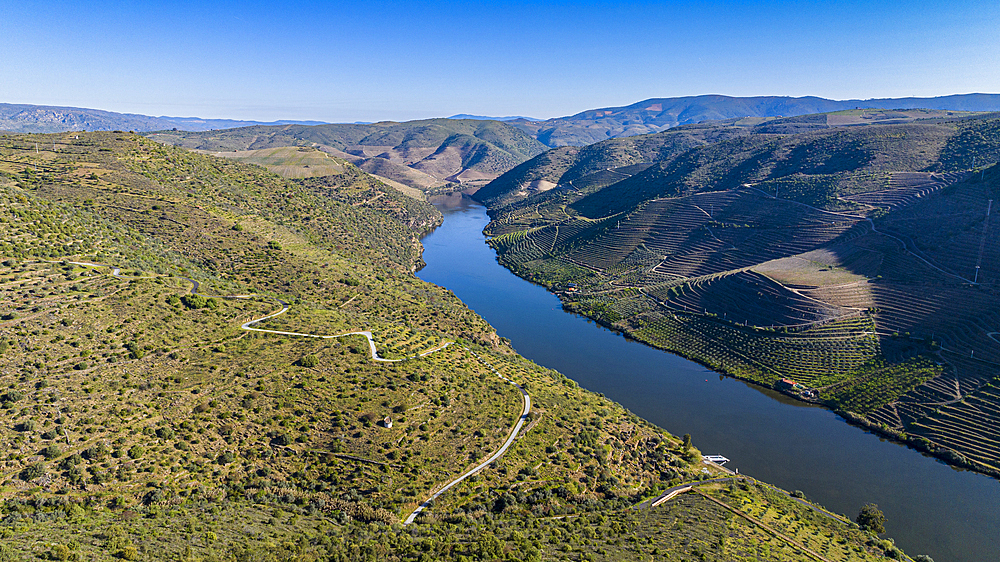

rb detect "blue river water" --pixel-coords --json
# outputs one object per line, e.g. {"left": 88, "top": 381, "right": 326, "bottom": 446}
{"left": 416, "top": 194, "right": 999, "bottom": 562}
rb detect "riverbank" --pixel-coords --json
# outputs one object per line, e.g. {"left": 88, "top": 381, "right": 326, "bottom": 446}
{"left": 481, "top": 197, "right": 999, "bottom": 482}
{"left": 418, "top": 194, "right": 1000, "bottom": 562}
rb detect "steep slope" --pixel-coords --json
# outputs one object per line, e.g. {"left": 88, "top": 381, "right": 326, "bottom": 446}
{"left": 0, "top": 131, "right": 901, "bottom": 561}
{"left": 478, "top": 109, "right": 982, "bottom": 211}
{"left": 479, "top": 111, "right": 1000, "bottom": 478}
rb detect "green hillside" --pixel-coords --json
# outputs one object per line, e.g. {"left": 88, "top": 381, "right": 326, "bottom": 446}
{"left": 0, "top": 132, "right": 904, "bottom": 560}
{"left": 478, "top": 111, "right": 1000, "bottom": 479}
{"left": 148, "top": 119, "right": 549, "bottom": 192}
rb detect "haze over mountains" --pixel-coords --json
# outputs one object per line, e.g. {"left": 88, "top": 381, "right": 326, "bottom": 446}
{"left": 7, "top": 94, "right": 1000, "bottom": 144}
{"left": 508, "top": 93, "right": 1000, "bottom": 146}
{"left": 0, "top": 103, "right": 326, "bottom": 134}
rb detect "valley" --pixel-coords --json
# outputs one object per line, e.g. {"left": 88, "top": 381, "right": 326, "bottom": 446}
{"left": 477, "top": 110, "right": 1000, "bottom": 480}
{"left": 0, "top": 131, "right": 906, "bottom": 560}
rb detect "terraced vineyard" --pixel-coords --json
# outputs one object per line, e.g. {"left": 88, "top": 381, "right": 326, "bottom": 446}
{"left": 479, "top": 110, "right": 1000, "bottom": 478}
{"left": 628, "top": 314, "right": 882, "bottom": 390}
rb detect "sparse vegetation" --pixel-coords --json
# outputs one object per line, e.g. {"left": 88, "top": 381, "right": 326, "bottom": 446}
{"left": 0, "top": 130, "right": 903, "bottom": 560}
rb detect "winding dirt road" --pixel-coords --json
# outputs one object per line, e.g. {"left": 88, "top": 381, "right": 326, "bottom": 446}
{"left": 68, "top": 260, "right": 530, "bottom": 518}
{"left": 403, "top": 348, "right": 531, "bottom": 525}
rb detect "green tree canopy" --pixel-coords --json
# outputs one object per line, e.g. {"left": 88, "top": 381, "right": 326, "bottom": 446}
{"left": 856, "top": 503, "right": 886, "bottom": 533}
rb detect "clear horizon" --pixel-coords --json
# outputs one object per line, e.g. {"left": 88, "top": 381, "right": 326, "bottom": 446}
{"left": 3, "top": 92, "right": 1000, "bottom": 125}
{"left": 2, "top": 0, "right": 999, "bottom": 123}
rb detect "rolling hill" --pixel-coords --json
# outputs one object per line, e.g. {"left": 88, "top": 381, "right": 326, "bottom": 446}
{"left": 149, "top": 119, "right": 550, "bottom": 191}
{"left": 478, "top": 109, "right": 1000, "bottom": 479}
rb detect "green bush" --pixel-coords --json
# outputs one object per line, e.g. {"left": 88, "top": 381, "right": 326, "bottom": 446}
{"left": 41, "top": 445, "right": 62, "bottom": 459}
{"left": 50, "top": 544, "right": 72, "bottom": 561}
{"left": 125, "top": 342, "right": 145, "bottom": 360}
{"left": 19, "top": 463, "right": 44, "bottom": 481}
{"left": 180, "top": 294, "right": 207, "bottom": 309}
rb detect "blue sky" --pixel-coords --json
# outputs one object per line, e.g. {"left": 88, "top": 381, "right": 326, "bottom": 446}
{"left": 2, "top": 0, "right": 998, "bottom": 122}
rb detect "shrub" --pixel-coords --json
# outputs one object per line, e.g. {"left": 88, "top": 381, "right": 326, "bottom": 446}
{"left": 50, "top": 544, "right": 72, "bottom": 561}
{"left": 19, "top": 463, "right": 44, "bottom": 481}
{"left": 125, "top": 342, "right": 145, "bottom": 360}
{"left": 297, "top": 354, "right": 318, "bottom": 368}
{"left": 41, "top": 444, "right": 62, "bottom": 459}
{"left": 83, "top": 442, "right": 109, "bottom": 460}
{"left": 180, "top": 294, "right": 207, "bottom": 309}
{"left": 127, "top": 445, "right": 145, "bottom": 459}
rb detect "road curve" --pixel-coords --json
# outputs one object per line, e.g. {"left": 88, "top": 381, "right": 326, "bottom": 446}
{"left": 67, "top": 260, "right": 523, "bottom": 519}
{"left": 65, "top": 261, "right": 453, "bottom": 363}
{"left": 403, "top": 348, "right": 531, "bottom": 525}
{"left": 236, "top": 297, "right": 452, "bottom": 362}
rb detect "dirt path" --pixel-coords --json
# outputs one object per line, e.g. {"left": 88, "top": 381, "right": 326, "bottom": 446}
{"left": 68, "top": 260, "right": 531, "bottom": 520}
{"left": 68, "top": 262, "right": 453, "bottom": 363}
{"left": 403, "top": 348, "right": 531, "bottom": 525}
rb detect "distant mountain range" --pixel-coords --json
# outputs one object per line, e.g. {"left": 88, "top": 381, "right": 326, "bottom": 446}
{"left": 0, "top": 103, "right": 326, "bottom": 133}
{"left": 8, "top": 95, "right": 1000, "bottom": 189}
{"left": 447, "top": 114, "right": 541, "bottom": 122}
{"left": 9, "top": 94, "right": 1000, "bottom": 144}
{"left": 508, "top": 93, "right": 1000, "bottom": 146}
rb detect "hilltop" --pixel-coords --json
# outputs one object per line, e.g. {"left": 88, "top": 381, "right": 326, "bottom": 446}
{"left": 149, "top": 119, "right": 549, "bottom": 192}
{"left": 478, "top": 109, "right": 1000, "bottom": 479}
{"left": 0, "top": 131, "right": 906, "bottom": 560}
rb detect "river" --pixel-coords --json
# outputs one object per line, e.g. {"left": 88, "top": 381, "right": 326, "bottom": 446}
{"left": 416, "top": 194, "right": 999, "bottom": 562}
